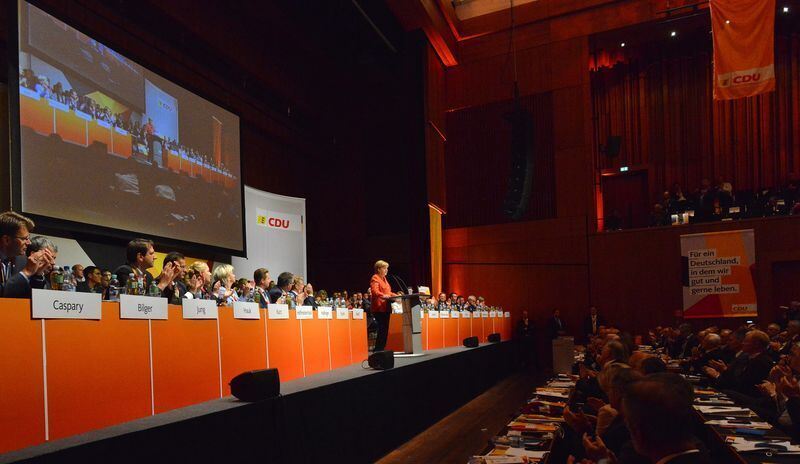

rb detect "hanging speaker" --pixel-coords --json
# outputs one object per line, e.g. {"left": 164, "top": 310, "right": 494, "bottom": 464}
{"left": 230, "top": 368, "right": 280, "bottom": 402}
{"left": 502, "top": 101, "right": 535, "bottom": 220}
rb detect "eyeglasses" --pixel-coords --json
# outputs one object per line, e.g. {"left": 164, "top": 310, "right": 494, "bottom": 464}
{"left": 15, "top": 235, "right": 31, "bottom": 242}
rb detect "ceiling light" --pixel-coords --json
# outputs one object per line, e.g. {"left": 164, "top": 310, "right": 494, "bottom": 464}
{"left": 670, "top": 31, "right": 677, "bottom": 37}
{"left": 725, "top": 19, "right": 730, "bottom": 24}
{"left": 620, "top": 42, "right": 626, "bottom": 47}
{"left": 783, "top": 6, "right": 790, "bottom": 13}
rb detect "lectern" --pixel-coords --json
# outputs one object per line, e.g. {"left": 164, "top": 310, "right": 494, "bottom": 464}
{"left": 385, "top": 293, "right": 427, "bottom": 356}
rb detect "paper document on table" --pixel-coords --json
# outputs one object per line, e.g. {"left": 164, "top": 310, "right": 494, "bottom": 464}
{"left": 727, "top": 436, "right": 800, "bottom": 453}
{"left": 705, "top": 419, "right": 771, "bottom": 429}
{"left": 507, "top": 421, "right": 560, "bottom": 432}
{"left": 503, "top": 448, "right": 548, "bottom": 459}
{"left": 694, "top": 405, "right": 752, "bottom": 414}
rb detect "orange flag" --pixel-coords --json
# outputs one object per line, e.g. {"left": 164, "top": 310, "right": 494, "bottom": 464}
{"left": 710, "top": 0, "right": 775, "bottom": 100}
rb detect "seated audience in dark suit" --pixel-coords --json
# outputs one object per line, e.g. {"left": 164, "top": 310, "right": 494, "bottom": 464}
{"left": 303, "top": 283, "right": 318, "bottom": 309}
{"left": 76, "top": 265, "right": 105, "bottom": 297}
{"left": 114, "top": 238, "right": 177, "bottom": 293}
{"left": 26, "top": 236, "right": 58, "bottom": 291}
{"left": 621, "top": 376, "right": 713, "bottom": 463}
{"left": 159, "top": 252, "right": 187, "bottom": 304}
{"left": 253, "top": 267, "right": 271, "bottom": 309}
{"left": 0, "top": 211, "right": 55, "bottom": 298}
{"left": 705, "top": 330, "right": 774, "bottom": 398}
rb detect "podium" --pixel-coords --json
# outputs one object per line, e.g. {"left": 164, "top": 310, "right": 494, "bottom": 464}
{"left": 552, "top": 336, "right": 574, "bottom": 374}
{"left": 386, "top": 293, "right": 427, "bottom": 356}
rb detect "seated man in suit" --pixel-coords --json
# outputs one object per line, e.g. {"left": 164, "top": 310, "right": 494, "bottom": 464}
{"left": 583, "top": 306, "right": 603, "bottom": 340}
{"left": 705, "top": 330, "right": 774, "bottom": 398}
{"left": 621, "top": 376, "right": 712, "bottom": 463}
{"left": 76, "top": 265, "right": 105, "bottom": 296}
{"left": 253, "top": 268, "right": 271, "bottom": 309}
{"left": 548, "top": 308, "right": 567, "bottom": 339}
{"left": 269, "top": 271, "right": 293, "bottom": 304}
{"left": 25, "top": 236, "right": 58, "bottom": 291}
{"left": 159, "top": 252, "right": 187, "bottom": 304}
{"left": 0, "top": 211, "right": 55, "bottom": 298}
{"left": 113, "top": 238, "right": 177, "bottom": 294}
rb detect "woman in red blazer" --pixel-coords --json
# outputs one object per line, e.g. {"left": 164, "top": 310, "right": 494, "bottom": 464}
{"left": 370, "top": 260, "right": 397, "bottom": 352}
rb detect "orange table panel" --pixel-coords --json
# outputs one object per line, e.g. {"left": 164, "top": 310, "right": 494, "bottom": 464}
{"left": 151, "top": 306, "right": 220, "bottom": 414}
{"left": 45, "top": 303, "right": 151, "bottom": 440}
{"left": 459, "top": 317, "right": 472, "bottom": 343}
{"left": 19, "top": 92, "right": 53, "bottom": 135}
{"left": 180, "top": 156, "right": 192, "bottom": 174}
{"left": 426, "top": 316, "right": 443, "bottom": 350}
{"left": 349, "top": 317, "right": 368, "bottom": 362}
{"left": 88, "top": 120, "right": 112, "bottom": 151}
{"left": 300, "top": 317, "right": 331, "bottom": 376}
{"left": 167, "top": 151, "right": 181, "bottom": 172}
{"left": 111, "top": 129, "right": 132, "bottom": 158}
{"left": 443, "top": 317, "right": 460, "bottom": 348}
{"left": 384, "top": 312, "right": 404, "bottom": 352}
{"left": 54, "top": 108, "right": 88, "bottom": 146}
{"left": 420, "top": 313, "right": 427, "bottom": 350}
{"left": 218, "top": 308, "right": 267, "bottom": 396}
{"left": 0, "top": 299, "right": 45, "bottom": 454}
{"left": 328, "top": 317, "right": 352, "bottom": 369}
{"left": 266, "top": 313, "right": 304, "bottom": 381}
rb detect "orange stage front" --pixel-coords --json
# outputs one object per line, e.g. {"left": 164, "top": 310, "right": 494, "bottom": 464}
{"left": 385, "top": 311, "right": 512, "bottom": 352}
{"left": 0, "top": 300, "right": 369, "bottom": 454}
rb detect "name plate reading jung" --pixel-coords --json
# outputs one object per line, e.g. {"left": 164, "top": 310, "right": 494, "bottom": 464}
{"left": 481, "top": 310, "right": 490, "bottom": 318}
{"left": 505, "top": 312, "right": 511, "bottom": 318}
{"left": 120, "top": 294, "right": 168, "bottom": 320}
{"left": 32, "top": 288, "right": 102, "bottom": 319}
{"left": 296, "top": 306, "right": 314, "bottom": 320}
{"left": 461, "top": 310, "right": 471, "bottom": 318}
{"left": 233, "top": 301, "right": 260, "bottom": 319}
{"left": 428, "top": 310, "right": 439, "bottom": 319}
{"left": 182, "top": 299, "right": 219, "bottom": 319}
{"left": 451, "top": 310, "right": 460, "bottom": 319}
{"left": 317, "top": 306, "right": 333, "bottom": 319}
{"left": 439, "top": 310, "right": 449, "bottom": 319}
{"left": 268, "top": 304, "right": 290, "bottom": 319}
{"left": 489, "top": 310, "right": 497, "bottom": 318}
{"left": 336, "top": 307, "right": 349, "bottom": 320}
{"left": 352, "top": 308, "right": 364, "bottom": 319}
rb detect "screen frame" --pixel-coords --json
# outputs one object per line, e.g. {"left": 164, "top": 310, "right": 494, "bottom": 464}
{"left": 8, "top": 0, "right": 248, "bottom": 258}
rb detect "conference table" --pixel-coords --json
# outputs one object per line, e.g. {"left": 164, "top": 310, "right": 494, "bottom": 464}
{"left": 0, "top": 299, "right": 512, "bottom": 456}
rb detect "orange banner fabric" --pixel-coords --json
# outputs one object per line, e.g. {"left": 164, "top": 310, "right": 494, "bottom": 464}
{"left": 710, "top": 0, "right": 776, "bottom": 100}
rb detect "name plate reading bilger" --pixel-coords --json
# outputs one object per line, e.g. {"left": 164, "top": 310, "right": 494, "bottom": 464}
{"left": 268, "top": 304, "right": 289, "bottom": 319}
{"left": 120, "top": 294, "right": 168, "bottom": 320}
{"left": 183, "top": 299, "right": 218, "bottom": 319}
{"left": 32, "top": 288, "right": 102, "bottom": 319}
{"left": 317, "top": 306, "right": 333, "bottom": 319}
{"left": 296, "top": 306, "right": 314, "bottom": 320}
{"left": 233, "top": 301, "right": 260, "bottom": 319}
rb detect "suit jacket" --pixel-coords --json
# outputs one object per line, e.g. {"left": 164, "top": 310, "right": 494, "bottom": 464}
{"left": 369, "top": 274, "right": 392, "bottom": 313}
{"left": 1, "top": 255, "right": 32, "bottom": 298}
{"left": 303, "top": 296, "right": 317, "bottom": 309}
{"left": 583, "top": 314, "right": 603, "bottom": 337}
{"left": 547, "top": 316, "right": 566, "bottom": 339}
{"left": 517, "top": 318, "right": 535, "bottom": 339}
{"left": 717, "top": 351, "right": 774, "bottom": 398}
{"left": 255, "top": 287, "right": 269, "bottom": 309}
{"left": 114, "top": 265, "right": 154, "bottom": 290}
{"left": 161, "top": 280, "right": 187, "bottom": 305}
{"left": 268, "top": 286, "right": 284, "bottom": 304}
{"left": 679, "top": 333, "right": 700, "bottom": 359}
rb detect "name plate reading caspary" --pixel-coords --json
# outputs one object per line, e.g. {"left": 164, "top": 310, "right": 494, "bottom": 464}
{"left": 296, "top": 306, "right": 314, "bottom": 320}
{"left": 268, "top": 304, "right": 289, "bottom": 320}
{"left": 336, "top": 307, "right": 349, "bottom": 320}
{"left": 32, "top": 288, "right": 102, "bottom": 319}
{"left": 182, "top": 299, "right": 218, "bottom": 319}
{"left": 233, "top": 301, "right": 260, "bottom": 319}
{"left": 120, "top": 294, "right": 168, "bottom": 320}
{"left": 352, "top": 308, "right": 364, "bottom": 319}
{"left": 317, "top": 306, "right": 333, "bottom": 319}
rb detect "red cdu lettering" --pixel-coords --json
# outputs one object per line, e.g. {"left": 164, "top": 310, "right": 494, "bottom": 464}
{"left": 268, "top": 217, "right": 289, "bottom": 228}
{"left": 732, "top": 73, "right": 760, "bottom": 84}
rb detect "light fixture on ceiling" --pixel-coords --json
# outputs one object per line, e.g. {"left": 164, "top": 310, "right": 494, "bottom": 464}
{"left": 620, "top": 42, "right": 626, "bottom": 47}
{"left": 725, "top": 19, "right": 730, "bottom": 24}
{"left": 670, "top": 31, "right": 677, "bottom": 37}
{"left": 783, "top": 6, "right": 790, "bottom": 13}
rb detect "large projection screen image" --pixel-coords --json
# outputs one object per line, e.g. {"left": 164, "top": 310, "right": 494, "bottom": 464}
{"left": 15, "top": 1, "right": 244, "bottom": 252}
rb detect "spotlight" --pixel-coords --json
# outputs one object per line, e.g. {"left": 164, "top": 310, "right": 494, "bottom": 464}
{"left": 783, "top": 6, "right": 790, "bottom": 13}
{"left": 670, "top": 31, "right": 677, "bottom": 37}
{"left": 620, "top": 42, "right": 626, "bottom": 47}
{"left": 725, "top": 19, "right": 730, "bottom": 24}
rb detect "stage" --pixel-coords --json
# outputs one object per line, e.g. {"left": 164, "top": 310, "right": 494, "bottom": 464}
{"left": 1, "top": 341, "right": 516, "bottom": 464}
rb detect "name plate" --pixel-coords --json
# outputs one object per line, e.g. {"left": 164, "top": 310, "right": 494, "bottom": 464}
{"left": 451, "top": 310, "right": 460, "bottom": 319}
{"left": 318, "top": 306, "right": 333, "bottom": 319}
{"left": 428, "top": 310, "right": 439, "bottom": 319}
{"left": 336, "top": 307, "right": 349, "bottom": 320}
{"left": 268, "top": 304, "right": 289, "bottom": 319}
{"left": 419, "top": 310, "right": 424, "bottom": 318}
{"left": 352, "top": 308, "right": 364, "bottom": 319}
{"left": 489, "top": 310, "right": 497, "bottom": 318}
{"left": 233, "top": 301, "right": 260, "bottom": 319}
{"left": 182, "top": 299, "right": 218, "bottom": 319}
{"left": 120, "top": 294, "right": 168, "bottom": 320}
{"left": 439, "top": 310, "right": 449, "bottom": 318}
{"left": 32, "top": 288, "right": 102, "bottom": 319}
{"left": 504, "top": 311, "right": 511, "bottom": 318}
{"left": 461, "top": 310, "right": 471, "bottom": 318}
{"left": 296, "top": 306, "right": 314, "bottom": 320}
{"left": 481, "top": 310, "right": 490, "bottom": 318}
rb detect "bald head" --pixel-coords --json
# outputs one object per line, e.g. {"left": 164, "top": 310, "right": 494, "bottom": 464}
{"left": 742, "top": 330, "right": 770, "bottom": 355}
{"left": 702, "top": 333, "right": 722, "bottom": 350}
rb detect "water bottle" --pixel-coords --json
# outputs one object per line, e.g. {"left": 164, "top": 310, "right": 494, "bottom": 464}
{"left": 49, "top": 266, "right": 63, "bottom": 291}
{"left": 147, "top": 280, "right": 160, "bottom": 298}
{"left": 137, "top": 275, "right": 146, "bottom": 296}
{"left": 253, "top": 288, "right": 261, "bottom": 305}
{"left": 127, "top": 273, "right": 137, "bottom": 295}
{"left": 287, "top": 292, "right": 296, "bottom": 310}
{"left": 108, "top": 274, "right": 120, "bottom": 301}
{"left": 61, "top": 266, "right": 75, "bottom": 292}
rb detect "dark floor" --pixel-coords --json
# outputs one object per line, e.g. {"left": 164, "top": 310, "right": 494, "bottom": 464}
{"left": 377, "top": 370, "right": 540, "bottom": 464}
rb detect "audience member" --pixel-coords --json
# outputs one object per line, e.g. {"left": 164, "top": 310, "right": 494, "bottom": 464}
{"left": 269, "top": 271, "right": 293, "bottom": 304}
{"left": 0, "top": 212, "right": 55, "bottom": 298}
